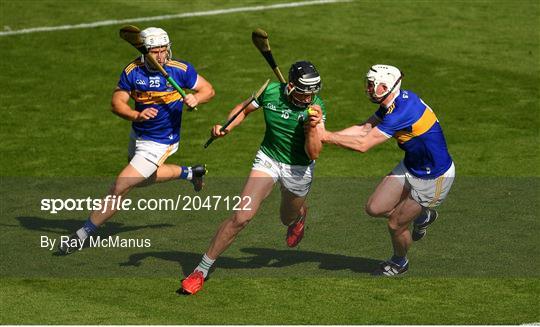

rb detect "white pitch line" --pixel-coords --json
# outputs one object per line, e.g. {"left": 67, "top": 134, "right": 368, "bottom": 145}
{"left": 0, "top": 0, "right": 352, "bottom": 37}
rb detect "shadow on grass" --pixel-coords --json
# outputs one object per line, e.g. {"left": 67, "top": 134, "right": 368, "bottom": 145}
{"left": 14, "top": 216, "right": 173, "bottom": 235}
{"left": 120, "top": 247, "right": 381, "bottom": 276}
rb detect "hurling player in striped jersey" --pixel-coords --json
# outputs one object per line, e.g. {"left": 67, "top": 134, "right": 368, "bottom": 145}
{"left": 58, "top": 27, "right": 215, "bottom": 255}
{"left": 321, "top": 65, "right": 455, "bottom": 276}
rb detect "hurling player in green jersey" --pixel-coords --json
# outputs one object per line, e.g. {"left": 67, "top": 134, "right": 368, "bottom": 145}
{"left": 181, "top": 61, "right": 326, "bottom": 295}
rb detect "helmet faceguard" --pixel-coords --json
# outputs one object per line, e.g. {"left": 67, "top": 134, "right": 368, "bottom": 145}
{"left": 365, "top": 64, "right": 402, "bottom": 104}
{"left": 286, "top": 61, "right": 322, "bottom": 108}
{"left": 140, "top": 27, "right": 172, "bottom": 72}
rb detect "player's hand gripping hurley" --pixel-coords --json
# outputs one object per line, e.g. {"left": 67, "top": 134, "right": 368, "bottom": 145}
{"left": 119, "top": 25, "right": 197, "bottom": 111}
{"left": 204, "top": 79, "right": 270, "bottom": 148}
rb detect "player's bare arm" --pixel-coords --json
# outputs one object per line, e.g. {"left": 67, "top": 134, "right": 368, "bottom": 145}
{"left": 333, "top": 114, "right": 380, "bottom": 136}
{"left": 322, "top": 125, "right": 388, "bottom": 153}
{"left": 185, "top": 75, "right": 215, "bottom": 108}
{"left": 111, "top": 88, "right": 157, "bottom": 122}
{"left": 211, "top": 99, "right": 258, "bottom": 138}
{"left": 304, "top": 104, "right": 323, "bottom": 160}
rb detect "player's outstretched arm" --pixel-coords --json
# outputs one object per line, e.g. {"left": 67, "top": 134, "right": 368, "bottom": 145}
{"left": 322, "top": 125, "right": 388, "bottom": 153}
{"left": 334, "top": 115, "right": 380, "bottom": 136}
{"left": 210, "top": 99, "right": 258, "bottom": 138}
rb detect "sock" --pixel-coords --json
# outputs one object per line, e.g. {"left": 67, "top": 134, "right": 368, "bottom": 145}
{"left": 390, "top": 255, "right": 408, "bottom": 267}
{"left": 76, "top": 218, "right": 98, "bottom": 241}
{"left": 288, "top": 215, "right": 302, "bottom": 226}
{"left": 179, "top": 166, "right": 193, "bottom": 180}
{"left": 194, "top": 253, "right": 215, "bottom": 278}
{"left": 288, "top": 206, "right": 307, "bottom": 226}
{"left": 414, "top": 208, "right": 431, "bottom": 225}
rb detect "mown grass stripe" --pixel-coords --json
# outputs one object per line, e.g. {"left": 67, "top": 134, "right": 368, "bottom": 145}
{"left": 0, "top": 0, "right": 352, "bottom": 37}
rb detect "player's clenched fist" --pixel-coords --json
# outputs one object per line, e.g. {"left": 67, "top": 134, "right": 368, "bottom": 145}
{"left": 183, "top": 94, "right": 199, "bottom": 108}
{"left": 211, "top": 124, "right": 228, "bottom": 138}
{"left": 305, "top": 105, "right": 322, "bottom": 128}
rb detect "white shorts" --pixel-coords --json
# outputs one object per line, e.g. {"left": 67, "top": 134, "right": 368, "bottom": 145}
{"left": 128, "top": 131, "right": 178, "bottom": 178}
{"left": 391, "top": 161, "right": 455, "bottom": 208}
{"left": 251, "top": 150, "right": 314, "bottom": 197}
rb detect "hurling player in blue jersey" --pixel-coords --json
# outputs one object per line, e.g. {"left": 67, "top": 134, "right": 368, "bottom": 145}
{"left": 58, "top": 27, "right": 215, "bottom": 255}
{"left": 321, "top": 65, "right": 455, "bottom": 276}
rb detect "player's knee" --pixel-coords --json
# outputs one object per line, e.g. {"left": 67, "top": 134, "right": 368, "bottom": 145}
{"left": 232, "top": 211, "right": 255, "bottom": 228}
{"left": 110, "top": 180, "right": 133, "bottom": 196}
{"left": 365, "top": 201, "right": 388, "bottom": 218}
{"left": 387, "top": 220, "right": 407, "bottom": 234}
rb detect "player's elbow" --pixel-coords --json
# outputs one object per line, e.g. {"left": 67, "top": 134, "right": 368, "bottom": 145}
{"left": 110, "top": 102, "right": 119, "bottom": 114}
{"left": 305, "top": 145, "right": 322, "bottom": 160}
{"left": 110, "top": 96, "right": 123, "bottom": 113}
{"left": 356, "top": 146, "right": 368, "bottom": 153}
{"left": 204, "top": 85, "right": 216, "bottom": 101}
{"left": 355, "top": 141, "right": 371, "bottom": 153}
{"left": 307, "top": 151, "right": 320, "bottom": 161}
{"left": 110, "top": 103, "right": 124, "bottom": 117}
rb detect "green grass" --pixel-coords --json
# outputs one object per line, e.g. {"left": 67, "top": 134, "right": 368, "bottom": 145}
{"left": 1, "top": 177, "right": 538, "bottom": 323}
{"left": 1, "top": 0, "right": 539, "bottom": 324}
{"left": 2, "top": 278, "right": 538, "bottom": 324}
{"left": 1, "top": 0, "right": 538, "bottom": 177}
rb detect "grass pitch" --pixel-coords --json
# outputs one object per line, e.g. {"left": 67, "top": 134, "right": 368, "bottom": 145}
{"left": 1, "top": 0, "right": 539, "bottom": 324}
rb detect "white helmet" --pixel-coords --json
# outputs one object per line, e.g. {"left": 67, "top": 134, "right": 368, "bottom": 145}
{"left": 365, "top": 64, "right": 402, "bottom": 103}
{"left": 140, "top": 27, "right": 172, "bottom": 70}
{"left": 141, "top": 27, "right": 170, "bottom": 50}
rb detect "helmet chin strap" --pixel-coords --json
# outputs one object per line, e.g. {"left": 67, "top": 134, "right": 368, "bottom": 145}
{"left": 286, "top": 84, "right": 313, "bottom": 108}
{"left": 291, "top": 94, "right": 311, "bottom": 108}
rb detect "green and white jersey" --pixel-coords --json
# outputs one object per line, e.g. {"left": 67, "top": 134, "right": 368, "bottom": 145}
{"left": 252, "top": 82, "right": 326, "bottom": 166}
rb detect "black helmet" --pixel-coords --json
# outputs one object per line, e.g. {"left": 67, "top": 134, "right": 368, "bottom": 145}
{"left": 288, "top": 60, "right": 322, "bottom": 94}
{"left": 286, "top": 61, "right": 321, "bottom": 108}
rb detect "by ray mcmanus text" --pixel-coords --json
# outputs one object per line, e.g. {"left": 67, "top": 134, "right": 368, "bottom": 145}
{"left": 41, "top": 235, "right": 152, "bottom": 251}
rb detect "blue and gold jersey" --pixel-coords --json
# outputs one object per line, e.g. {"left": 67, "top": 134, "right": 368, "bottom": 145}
{"left": 117, "top": 57, "right": 198, "bottom": 144}
{"left": 375, "top": 90, "right": 453, "bottom": 178}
